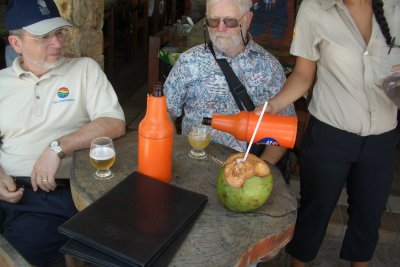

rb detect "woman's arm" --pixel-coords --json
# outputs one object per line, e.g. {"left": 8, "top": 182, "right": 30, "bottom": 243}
{"left": 258, "top": 57, "right": 317, "bottom": 114}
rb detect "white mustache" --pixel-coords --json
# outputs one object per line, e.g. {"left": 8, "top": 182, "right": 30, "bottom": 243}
{"left": 213, "top": 33, "right": 233, "bottom": 38}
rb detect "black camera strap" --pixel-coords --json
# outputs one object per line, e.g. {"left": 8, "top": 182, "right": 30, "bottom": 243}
{"left": 208, "top": 41, "right": 267, "bottom": 156}
{"left": 207, "top": 41, "right": 255, "bottom": 111}
{"left": 207, "top": 42, "right": 291, "bottom": 182}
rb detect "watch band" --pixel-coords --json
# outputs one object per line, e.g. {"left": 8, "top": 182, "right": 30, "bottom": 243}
{"left": 49, "top": 140, "right": 65, "bottom": 159}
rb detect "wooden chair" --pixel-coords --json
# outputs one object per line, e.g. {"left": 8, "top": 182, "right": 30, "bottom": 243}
{"left": 0, "top": 235, "right": 31, "bottom": 266}
{"left": 114, "top": 0, "right": 132, "bottom": 62}
{"left": 148, "top": 26, "right": 183, "bottom": 134}
{"left": 148, "top": 26, "right": 173, "bottom": 91}
{"left": 165, "top": 0, "right": 177, "bottom": 25}
{"left": 130, "top": 0, "right": 148, "bottom": 60}
{"left": 148, "top": 0, "right": 167, "bottom": 35}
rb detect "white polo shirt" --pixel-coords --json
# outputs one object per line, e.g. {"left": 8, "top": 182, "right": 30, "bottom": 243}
{"left": 0, "top": 57, "right": 125, "bottom": 178}
{"left": 291, "top": 0, "right": 400, "bottom": 135}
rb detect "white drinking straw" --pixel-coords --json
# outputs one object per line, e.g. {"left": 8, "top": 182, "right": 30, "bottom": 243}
{"left": 241, "top": 101, "right": 268, "bottom": 162}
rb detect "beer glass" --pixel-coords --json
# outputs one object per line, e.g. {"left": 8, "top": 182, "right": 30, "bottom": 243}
{"left": 89, "top": 137, "right": 116, "bottom": 179}
{"left": 188, "top": 125, "right": 211, "bottom": 159}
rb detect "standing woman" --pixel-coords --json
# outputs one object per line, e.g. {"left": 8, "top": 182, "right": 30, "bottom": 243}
{"left": 263, "top": 0, "right": 400, "bottom": 266}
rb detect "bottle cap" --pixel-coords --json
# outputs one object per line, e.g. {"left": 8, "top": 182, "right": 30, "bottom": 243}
{"left": 202, "top": 117, "right": 212, "bottom": 125}
{"left": 153, "top": 82, "right": 164, "bottom": 97}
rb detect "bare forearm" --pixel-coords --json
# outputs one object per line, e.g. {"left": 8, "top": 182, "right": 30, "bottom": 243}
{"left": 0, "top": 165, "right": 7, "bottom": 179}
{"left": 58, "top": 117, "right": 126, "bottom": 156}
{"left": 260, "top": 146, "right": 287, "bottom": 165}
{"left": 268, "top": 57, "right": 317, "bottom": 114}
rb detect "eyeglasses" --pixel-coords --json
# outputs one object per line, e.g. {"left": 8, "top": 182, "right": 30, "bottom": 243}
{"left": 18, "top": 29, "right": 66, "bottom": 44}
{"left": 205, "top": 13, "right": 247, "bottom": 28}
{"left": 388, "top": 37, "right": 400, "bottom": 55}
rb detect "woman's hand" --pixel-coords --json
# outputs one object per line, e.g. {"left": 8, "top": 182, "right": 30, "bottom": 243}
{"left": 254, "top": 101, "right": 279, "bottom": 115}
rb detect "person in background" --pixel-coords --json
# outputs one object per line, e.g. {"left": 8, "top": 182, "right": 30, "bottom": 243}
{"left": 257, "top": 0, "right": 400, "bottom": 266}
{"left": 164, "top": 0, "right": 295, "bottom": 166}
{"left": 0, "top": 0, "right": 125, "bottom": 265}
{"left": 5, "top": 44, "right": 18, "bottom": 67}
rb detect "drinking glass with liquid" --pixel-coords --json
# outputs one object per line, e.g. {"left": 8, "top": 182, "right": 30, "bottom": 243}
{"left": 188, "top": 125, "right": 211, "bottom": 159}
{"left": 89, "top": 137, "right": 116, "bottom": 179}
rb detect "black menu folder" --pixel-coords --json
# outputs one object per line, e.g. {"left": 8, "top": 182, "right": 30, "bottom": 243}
{"left": 60, "top": 239, "right": 133, "bottom": 267}
{"left": 58, "top": 172, "right": 208, "bottom": 266}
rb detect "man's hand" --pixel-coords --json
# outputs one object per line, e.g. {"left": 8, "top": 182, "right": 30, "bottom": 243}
{"left": 0, "top": 174, "right": 24, "bottom": 203}
{"left": 31, "top": 148, "right": 61, "bottom": 192}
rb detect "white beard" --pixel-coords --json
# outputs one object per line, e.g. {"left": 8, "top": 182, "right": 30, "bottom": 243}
{"left": 208, "top": 29, "right": 244, "bottom": 55}
{"left": 23, "top": 53, "right": 63, "bottom": 73}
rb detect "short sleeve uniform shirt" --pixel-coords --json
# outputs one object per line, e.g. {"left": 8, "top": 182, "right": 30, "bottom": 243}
{"left": 291, "top": 0, "right": 400, "bottom": 135}
{"left": 0, "top": 57, "right": 125, "bottom": 177}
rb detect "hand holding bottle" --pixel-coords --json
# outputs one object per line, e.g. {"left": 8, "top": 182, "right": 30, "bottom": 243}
{"left": 254, "top": 102, "right": 274, "bottom": 115}
{"left": 203, "top": 111, "right": 297, "bottom": 149}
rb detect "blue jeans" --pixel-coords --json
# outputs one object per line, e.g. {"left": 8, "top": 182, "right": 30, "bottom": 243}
{"left": 0, "top": 183, "right": 77, "bottom": 266}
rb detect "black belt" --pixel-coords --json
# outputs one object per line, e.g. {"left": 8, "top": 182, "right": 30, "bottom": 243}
{"left": 11, "top": 176, "right": 70, "bottom": 189}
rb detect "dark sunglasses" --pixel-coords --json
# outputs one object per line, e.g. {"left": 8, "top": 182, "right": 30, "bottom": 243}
{"left": 205, "top": 13, "right": 247, "bottom": 28}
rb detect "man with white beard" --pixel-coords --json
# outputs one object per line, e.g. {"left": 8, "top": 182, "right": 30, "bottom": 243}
{"left": 164, "top": 0, "right": 294, "bottom": 165}
{"left": 0, "top": 0, "right": 125, "bottom": 265}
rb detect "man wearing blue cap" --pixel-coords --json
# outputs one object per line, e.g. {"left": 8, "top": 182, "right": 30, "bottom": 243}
{"left": 0, "top": 0, "right": 126, "bottom": 265}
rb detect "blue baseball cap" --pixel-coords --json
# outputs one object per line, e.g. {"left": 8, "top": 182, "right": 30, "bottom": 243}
{"left": 5, "top": 0, "right": 72, "bottom": 35}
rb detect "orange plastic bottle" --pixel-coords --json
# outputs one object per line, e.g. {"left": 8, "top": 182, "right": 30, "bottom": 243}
{"left": 138, "top": 83, "right": 174, "bottom": 183}
{"left": 202, "top": 111, "right": 298, "bottom": 149}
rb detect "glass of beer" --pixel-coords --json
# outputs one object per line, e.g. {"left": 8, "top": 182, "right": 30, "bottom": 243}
{"left": 89, "top": 137, "right": 116, "bottom": 179}
{"left": 188, "top": 125, "right": 211, "bottom": 159}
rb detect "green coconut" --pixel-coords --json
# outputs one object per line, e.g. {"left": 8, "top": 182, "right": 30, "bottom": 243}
{"left": 217, "top": 153, "right": 273, "bottom": 212}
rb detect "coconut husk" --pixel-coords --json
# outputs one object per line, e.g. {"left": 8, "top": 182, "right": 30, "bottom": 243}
{"left": 222, "top": 153, "right": 270, "bottom": 188}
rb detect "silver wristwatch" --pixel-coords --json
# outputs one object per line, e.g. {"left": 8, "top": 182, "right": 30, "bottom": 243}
{"left": 49, "top": 140, "right": 65, "bottom": 159}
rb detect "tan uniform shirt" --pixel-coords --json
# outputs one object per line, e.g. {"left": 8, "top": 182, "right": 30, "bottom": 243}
{"left": 291, "top": 0, "right": 400, "bottom": 135}
{"left": 0, "top": 57, "right": 125, "bottom": 178}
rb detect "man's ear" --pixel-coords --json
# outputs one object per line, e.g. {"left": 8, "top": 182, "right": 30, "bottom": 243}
{"left": 8, "top": 35, "right": 22, "bottom": 55}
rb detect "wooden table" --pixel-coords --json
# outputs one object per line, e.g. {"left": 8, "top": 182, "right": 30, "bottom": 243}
{"left": 69, "top": 130, "right": 297, "bottom": 266}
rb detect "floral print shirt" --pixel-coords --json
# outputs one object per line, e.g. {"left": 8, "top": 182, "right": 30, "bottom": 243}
{"left": 164, "top": 39, "right": 295, "bottom": 152}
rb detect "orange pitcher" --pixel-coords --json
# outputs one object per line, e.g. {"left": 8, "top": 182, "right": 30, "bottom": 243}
{"left": 138, "top": 83, "right": 174, "bottom": 183}
{"left": 203, "top": 111, "right": 297, "bottom": 149}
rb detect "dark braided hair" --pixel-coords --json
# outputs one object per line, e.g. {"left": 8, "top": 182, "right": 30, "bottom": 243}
{"left": 372, "top": 0, "right": 393, "bottom": 46}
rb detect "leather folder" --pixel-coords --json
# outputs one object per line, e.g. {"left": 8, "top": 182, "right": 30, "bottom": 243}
{"left": 60, "top": 239, "right": 132, "bottom": 267}
{"left": 58, "top": 172, "right": 208, "bottom": 266}
{"left": 60, "top": 211, "right": 197, "bottom": 267}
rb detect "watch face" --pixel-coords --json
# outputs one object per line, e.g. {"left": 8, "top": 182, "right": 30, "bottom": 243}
{"left": 50, "top": 141, "right": 59, "bottom": 148}
{"left": 49, "top": 140, "right": 64, "bottom": 158}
